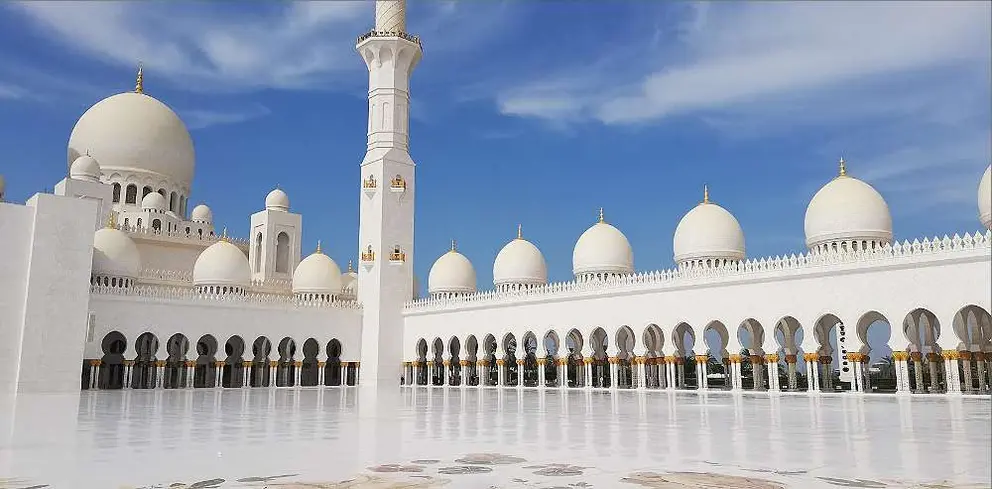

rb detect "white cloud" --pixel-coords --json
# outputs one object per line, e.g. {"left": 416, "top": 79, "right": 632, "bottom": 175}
{"left": 181, "top": 105, "right": 272, "bottom": 130}
{"left": 497, "top": 2, "right": 991, "bottom": 126}
{"left": 0, "top": 82, "right": 27, "bottom": 99}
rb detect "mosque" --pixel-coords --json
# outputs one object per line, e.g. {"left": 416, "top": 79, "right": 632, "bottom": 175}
{"left": 0, "top": 0, "right": 989, "bottom": 398}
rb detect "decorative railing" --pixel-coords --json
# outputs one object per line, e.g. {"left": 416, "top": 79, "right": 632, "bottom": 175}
{"left": 404, "top": 230, "right": 992, "bottom": 312}
{"left": 138, "top": 268, "right": 193, "bottom": 285}
{"left": 250, "top": 277, "right": 293, "bottom": 293}
{"left": 117, "top": 224, "right": 249, "bottom": 246}
{"left": 356, "top": 29, "right": 423, "bottom": 48}
{"left": 91, "top": 283, "right": 363, "bottom": 310}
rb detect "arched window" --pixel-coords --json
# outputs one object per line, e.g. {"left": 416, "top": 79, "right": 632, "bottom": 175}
{"left": 275, "top": 232, "right": 290, "bottom": 273}
{"left": 254, "top": 233, "right": 263, "bottom": 272}
{"left": 125, "top": 184, "right": 138, "bottom": 204}
{"left": 169, "top": 192, "right": 177, "bottom": 212}
{"left": 157, "top": 188, "right": 166, "bottom": 198}
{"left": 142, "top": 186, "right": 152, "bottom": 199}
{"left": 112, "top": 183, "right": 121, "bottom": 203}
{"left": 136, "top": 218, "right": 142, "bottom": 228}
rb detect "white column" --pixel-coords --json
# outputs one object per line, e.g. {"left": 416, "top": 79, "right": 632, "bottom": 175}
{"left": 156, "top": 363, "right": 165, "bottom": 389}
{"left": 766, "top": 355, "right": 779, "bottom": 392}
{"left": 666, "top": 358, "right": 676, "bottom": 390}
{"left": 294, "top": 362, "right": 303, "bottom": 387}
{"left": 584, "top": 359, "right": 593, "bottom": 389}
{"left": 609, "top": 358, "right": 619, "bottom": 390}
{"left": 269, "top": 362, "right": 278, "bottom": 387}
{"left": 636, "top": 358, "right": 646, "bottom": 390}
{"left": 497, "top": 360, "right": 506, "bottom": 386}
{"left": 538, "top": 359, "right": 546, "bottom": 388}
{"left": 559, "top": 360, "right": 568, "bottom": 390}
{"left": 516, "top": 360, "right": 524, "bottom": 390}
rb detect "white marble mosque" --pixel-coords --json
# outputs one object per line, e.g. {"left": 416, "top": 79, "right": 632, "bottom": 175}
{"left": 1, "top": 1, "right": 991, "bottom": 488}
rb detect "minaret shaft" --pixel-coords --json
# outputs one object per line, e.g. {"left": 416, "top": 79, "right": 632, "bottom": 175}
{"left": 356, "top": 0, "right": 423, "bottom": 388}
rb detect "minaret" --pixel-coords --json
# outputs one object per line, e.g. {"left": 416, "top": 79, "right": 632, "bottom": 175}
{"left": 356, "top": 0, "right": 423, "bottom": 388}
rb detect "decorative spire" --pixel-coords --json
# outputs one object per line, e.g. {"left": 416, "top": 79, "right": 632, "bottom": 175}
{"left": 838, "top": 157, "right": 847, "bottom": 177}
{"left": 134, "top": 62, "right": 144, "bottom": 94}
{"left": 597, "top": 207, "right": 605, "bottom": 224}
{"left": 450, "top": 239, "right": 457, "bottom": 252}
{"left": 516, "top": 224, "right": 522, "bottom": 240}
{"left": 347, "top": 259, "right": 354, "bottom": 272}
{"left": 316, "top": 240, "right": 323, "bottom": 254}
{"left": 220, "top": 227, "right": 229, "bottom": 242}
{"left": 703, "top": 184, "right": 710, "bottom": 204}
{"left": 106, "top": 211, "right": 117, "bottom": 229}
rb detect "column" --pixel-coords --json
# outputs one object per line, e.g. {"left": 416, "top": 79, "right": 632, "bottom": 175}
{"left": 184, "top": 361, "right": 194, "bottom": 388}
{"left": 609, "top": 357, "right": 619, "bottom": 390}
{"left": 861, "top": 356, "right": 872, "bottom": 392}
{"left": 89, "top": 360, "right": 100, "bottom": 390}
{"left": 728, "top": 355, "right": 741, "bottom": 391}
{"left": 665, "top": 356, "right": 677, "bottom": 390}
{"left": 477, "top": 360, "right": 486, "bottom": 387}
{"left": 803, "top": 353, "right": 818, "bottom": 391}
{"left": 213, "top": 361, "right": 222, "bottom": 387}
{"left": 975, "top": 352, "right": 988, "bottom": 392}
{"left": 785, "top": 354, "right": 798, "bottom": 391}
{"left": 497, "top": 359, "right": 506, "bottom": 386}
{"left": 293, "top": 361, "right": 302, "bottom": 387}
{"left": 558, "top": 359, "right": 568, "bottom": 390}
{"left": 269, "top": 361, "right": 278, "bottom": 387}
{"left": 942, "top": 351, "right": 960, "bottom": 393}
{"left": 926, "top": 352, "right": 941, "bottom": 392}
{"left": 751, "top": 355, "right": 765, "bottom": 390}
{"left": 959, "top": 352, "right": 973, "bottom": 393}
{"left": 765, "top": 354, "right": 780, "bottom": 392}
{"left": 636, "top": 357, "right": 646, "bottom": 389}
{"left": 584, "top": 358, "right": 593, "bottom": 389}
{"left": 537, "top": 358, "right": 546, "bottom": 388}
{"left": 155, "top": 361, "right": 165, "bottom": 389}
{"left": 516, "top": 359, "right": 524, "bottom": 390}
{"left": 243, "top": 361, "right": 251, "bottom": 388}
{"left": 318, "top": 362, "right": 326, "bottom": 386}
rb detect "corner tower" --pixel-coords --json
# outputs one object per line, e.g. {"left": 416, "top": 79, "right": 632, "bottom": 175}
{"left": 356, "top": 0, "right": 422, "bottom": 388}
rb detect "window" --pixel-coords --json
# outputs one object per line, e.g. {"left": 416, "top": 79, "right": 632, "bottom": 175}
{"left": 125, "top": 185, "right": 137, "bottom": 204}
{"left": 142, "top": 186, "right": 152, "bottom": 199}
{"left": 254, "top": 233, "right": 263, "bottom": 272}
{"left": 112, "top": 183, "right": 121, "bottom": 203}
{"left": 275, "top": 232, "right": 290, "bottom": 273}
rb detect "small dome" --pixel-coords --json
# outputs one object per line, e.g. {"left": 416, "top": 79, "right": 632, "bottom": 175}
{"left": 340, "top": 264, "right": 359, "bottom": 299}
{"left": 193, "top": 239, "right": 251, "bottom": 287}
{"left": 293, "top": 245, "right": 343, "bottom": 295}
{"left": 265, "top": 188, "right": 290, "bottom": 211}
{"left": 493, "top": 226, "right": 547, "bottom": 287}
{"left": 428, "top": 243, "right": 477, "bottom": 295}
{"left": 70, "top": 154, "right": 102, "bottom": 182}
{"left": 804, "top": 160, "right": 892, "bottom": 250}
{"left": 92, "top": 225, "right": 141, "bottom": 277}
{"left": 141, "top": 191, "right": 167, "bottom": 212}
{"left": 673, "top": 188, "right": 745, "bottom": 265}
{"left": 190, "top": 204, "right": 213, "bottom": 223}
{"left": 573, "top": 210, "right": 634, "bottom": 277}
{"left": 979, "top": 165, "right": 991, "bottom": 230}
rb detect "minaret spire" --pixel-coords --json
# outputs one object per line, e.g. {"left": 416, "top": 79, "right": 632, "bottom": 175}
{"left": 375, "top": 0, "right": 406, "bottom": 33}
{"left": 838, "top": 157, "right": 847, "bottom": 177}
{"left": 134, "top": 62, "right": 144, "bottom": 94}
{"left": 517, "top": 224, "right": 523, "bottom": 240}
{"left": 703, "top": 184, "right": 710, "bottom": 204}
{"left": 598, "top": 207, "right": 605, "bottom": 223}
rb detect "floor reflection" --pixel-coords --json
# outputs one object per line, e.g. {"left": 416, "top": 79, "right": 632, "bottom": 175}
{"left": 0, "top": 388, "right": 988, "bottom": 488}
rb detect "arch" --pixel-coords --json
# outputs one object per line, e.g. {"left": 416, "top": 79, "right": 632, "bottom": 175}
{"left": 250, "top": 336, "right": 272, "bottom": 387}
{"left": 275, "top": 232, "right": 290, "bottom": 274}
{"left": 169, "top": 191, "right": 178, "bottom": 212}
{"left": 773, "top": 316, "right": 806, "bottom": 391}
{"left": 482, "top": 334, "right": 498, "bottom": 386}
{"left": 164, "top": 333, "right": 190, "bottom": 389}
{"left": 325, "top": 338, "right": 344, "bottom": 386}
{"left": 542, "top": 330, "right": 560, "bottom": 387}
{"left": 521, "top": 331, "right": 539, "bottom": 387}
{"left": 615, "top": 325, "right": 636, "bottom": 388}
{"left": 222, "top": 335, "right": 246, "bottom": 388}
{"left": 642, "top": 324, "right": 664, "bottom": 355}
{"left": 431, "top": 337, "right": 445, "bottom": 385}
{"left": 464, "top": 335, "right": 479, "bottom": 386}
{"left": 853, "top": 311, "right": 893, "bottom": 392}
{"left": 671, "top": 322, "right": 696, "bottom": 389}
{"left": 501, "top": 333, "right": 518, "bottom": 386}
{"left": 642, "top": 323, "right": 665, "bottom": 389}
{"left": 194, "top": 334, "right": 219, "bottom": 388}
{"left": 589, "top": 327, "right": 610, "bottom": 388}
{"left": 98, "top": 331, "right": 127, "bottom": 389}
{"left": 131, "top": 332, "right": 159, "bottom": 389}
{"left": 125, "top": 184, "right": 137, "bottom": 204}
{"left": 448, "top": 336, "right": 462, "bottom": 386}
{"left": 112, "top": 183, "right": 121, "bottom": 203}
{"left": 564, "top": 328, "right": 585, "bottom": 388}
{"left": 902, "top": 308, "right": 943, "bottom": 393}
{"left": 952, "top": 305, "right": 992, "bottom": 351}
{"left": 300, "top": 338, "right": 320, "bottom": 387}
{"left": 142, "top": 186, "right": 152, "bottom": 200}
{"left": 415, "top": 338, "right": 429, "bottom": 385}
{"left": 276, "top": 337, "right": 297, "bottom": 387}
{"left": 254, "top": 233, "right": 263, "bottom": 273}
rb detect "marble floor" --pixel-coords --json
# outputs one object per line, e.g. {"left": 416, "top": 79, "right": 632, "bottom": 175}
{"left": 0, "top": 388, "right": 989, "bottom": 488}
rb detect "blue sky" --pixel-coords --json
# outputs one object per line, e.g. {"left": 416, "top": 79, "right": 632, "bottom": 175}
{"left": 1, "top": 0, "right": 990, "bottom": 300}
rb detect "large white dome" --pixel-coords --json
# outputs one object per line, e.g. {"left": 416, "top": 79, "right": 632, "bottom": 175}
{"left": 141, "top": 191, "right": 167, "bottom": 213}
{"left": 67, "top": 91, "right": 194, "bottom": 189}
{"left": 193, "top": 239, "right": 251, "bottom": 287}
{"left": 428, "top": 244, "right": 477, "bottom": 295}
{"left": 92, "top": 226, "right": 141, "bottom": 278}
{"left": 979, "top": 165, "right": 991, "bottom": 230}
{"left": 673, "top": 189, "right": 745, "bottom": 265}
{"left": 804, "top": 161, "right": 892, "bottom": 250}
{"left": 493, "top": 226, "right": 547, "bottom": 287}
{"left": 573, "top": 211, "right": 634, "bottom": 277}
{"left": 293, "top": 247, "right": 343, "bottom": 295}
{"left": 265, "top": 188, "right": 290, "bottom": 211}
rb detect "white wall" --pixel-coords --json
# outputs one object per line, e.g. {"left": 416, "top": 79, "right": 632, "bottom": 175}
{"left": 0, "top": 203, "right": 34, "bottom": 393}
{"left": 5, "top": 194, "right": 98, "bottom": 393}
{"left": 403, "top": 242, "right": 991, "bottom": 361}
{"left": 85, "top": 294, "right": 363, "bottom": 363}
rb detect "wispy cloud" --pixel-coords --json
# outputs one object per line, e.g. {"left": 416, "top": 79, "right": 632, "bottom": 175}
{"left": 496, "top": 2, "right": 991, "bottom": 127}
{"left": 0, "top": 82, "right": 27, "bottom": 99}
{"left": 181, "top": 104, "right": 271, "bottom": 130}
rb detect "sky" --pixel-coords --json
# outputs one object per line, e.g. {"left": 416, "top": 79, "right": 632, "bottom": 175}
{"left": 0, "top": 0, "right": 990, "bottom": 350}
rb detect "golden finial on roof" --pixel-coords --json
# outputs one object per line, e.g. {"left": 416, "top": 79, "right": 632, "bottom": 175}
{"left": 450, "top": 239, "right": 457, "bottom": 252}
{"left": 703, "top": 184, "right": 710, "bottom": 204}
{"left": 134, "top": 62, "right": 144, "bottom": 94}
{"left": 316, "top": 240, "right": 323, "bottom": 254}
{"left": 220, "top": 227, "right": 229, "bottom": 242}
{"left": 838, "top": 157, "right": 847, "bottom": 177}
{"left": 347, "top": 259, "right": 354, "bottom": 272}
{"left": 516, "top": 224, "right": 522, "bottom": 240}
{"left": 597, "top": 207, "right": 605, "bottom": 223}
{"left": 106, "top": 211, "right": 117, "bottom": 229}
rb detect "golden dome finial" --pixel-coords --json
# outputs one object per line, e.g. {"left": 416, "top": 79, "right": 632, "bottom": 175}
{"left": 106, "top": 211, "right": 117, "bottom": 229}
{"left": 134, "top": 62, "right": 144, "bottom": 94}
{"left": 450, "top": 239, "right": 457, "bottom": 252}
{"left": 703, "top": 184, "right": 710, "bottom": 204}
{"left": 838, "top": 157, "right": 847, "bottom": 177}
{"left": 220, "top": 227, "right": 229, "bottom": 242}
{"left": 516, "top": 224, "right": 522, "bottom": 240}
{"left": 316, "top": 240, "right": 322, "bottom": 254}
{"left": 347, "top": 259, "right": 354, "bottom": 272}
{"left": 598, "top": 207, "right": 605, "bottom": 223}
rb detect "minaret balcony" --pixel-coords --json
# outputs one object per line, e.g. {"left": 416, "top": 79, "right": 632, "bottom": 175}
{"left": 389, "top": 247, "right": 406, "bottom": 265}
{"left": 357, "top": 29, "right": 423, "bottom": 49}
{"left": 361, "top": 246, "right": 376, "bottom": 265}
{"left": 362, "top": 175, "right": 378, "bottom": 198}
{"left": 389, "top": 175, "right": 407, "bottom": 193}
